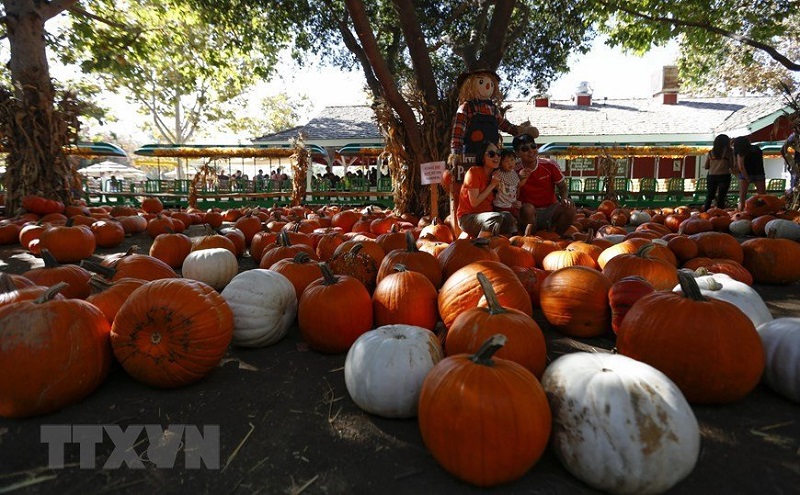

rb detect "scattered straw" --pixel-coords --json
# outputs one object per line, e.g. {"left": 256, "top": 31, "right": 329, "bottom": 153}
{"left": 222, "top": 422, "right": 256, "bottom": 473}
{"left": 0, "top": 474, "right": 57, "bottom": 494}
{"left": 290, "top": 474, "right": 319, "bottom": 495}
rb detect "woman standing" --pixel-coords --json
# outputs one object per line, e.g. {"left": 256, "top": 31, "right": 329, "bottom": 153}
{"left": 703, "top": 134, "right": 735, "bottom": 211}
{"left": 456, "top": 140, "right": 518, "bottom": 238}
{"left": 733, "top": 136, "right": 766, "bottom": 210}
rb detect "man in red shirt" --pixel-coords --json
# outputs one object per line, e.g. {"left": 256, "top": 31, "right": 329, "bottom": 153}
{"left": 514, "top": 133, "right": 575, "bottom": 235}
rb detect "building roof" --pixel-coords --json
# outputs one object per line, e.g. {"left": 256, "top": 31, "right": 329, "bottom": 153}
{"left": 254, "top": 105, "right": 380, "bottom": 145}
{"left": 254, "top": 95, "right": 791, "bottom": 149}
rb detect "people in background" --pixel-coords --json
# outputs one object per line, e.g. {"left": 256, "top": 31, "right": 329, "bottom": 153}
{"left": 514, "top": 133, "right": 575, "bottom": 235}
{"left": 781, "top": 130, "right": 799, "bottom": 192}
{"left": 733, "top": 136, "right": 766, "bottom": 210}
{"left": 108, "top": 175, "right": 120, "bottom": 192}
{"left": 456, "top": 140, "right": 518, "bottom": 238}
{"left": 703, "top": 134, "right": 735, "bottom": 211}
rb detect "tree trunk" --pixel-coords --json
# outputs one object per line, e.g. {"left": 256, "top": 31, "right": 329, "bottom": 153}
{"left": 1, "top": 0, "right": 80, "bottom": 215}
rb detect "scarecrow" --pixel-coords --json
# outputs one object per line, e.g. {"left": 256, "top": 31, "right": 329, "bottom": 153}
{"left": 446, "top": 66, "right": 538, "bottom": 233}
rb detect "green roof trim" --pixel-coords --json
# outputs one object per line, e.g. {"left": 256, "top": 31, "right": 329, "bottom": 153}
{"left": 134, "top": 143, "right": 327, "bottom": 157}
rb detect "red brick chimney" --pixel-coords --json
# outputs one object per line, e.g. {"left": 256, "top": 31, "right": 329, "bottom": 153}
{"left": 652, "top": 65, "right": 679, "bottom": 105}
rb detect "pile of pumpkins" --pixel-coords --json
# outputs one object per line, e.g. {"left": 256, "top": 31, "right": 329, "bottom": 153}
{"left": 1, "top": 193, "right": 799, "bottom": 493}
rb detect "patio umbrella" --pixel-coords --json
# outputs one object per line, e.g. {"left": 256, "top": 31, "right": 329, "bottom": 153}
{"left": 79, "top": 161, "right": 147, "bottom": 179}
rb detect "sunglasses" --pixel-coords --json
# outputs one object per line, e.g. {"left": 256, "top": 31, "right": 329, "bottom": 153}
{"left": 486, "top": 150, "right": 500, "bottom": 158}
{"left": 518, "top": 145, "right": 538, "bottom": 152}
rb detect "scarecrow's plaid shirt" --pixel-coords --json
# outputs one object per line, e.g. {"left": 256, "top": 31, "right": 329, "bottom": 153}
{"left": 450, "top": 99, "right": 521, "bottom": 155}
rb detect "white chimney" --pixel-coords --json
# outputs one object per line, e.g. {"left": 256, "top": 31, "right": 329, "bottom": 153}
{"left": 652, "top": 65, "right": 679, "bottom": 104}
{"left": 575, "top": 81, "right": 592, "bottom": 106}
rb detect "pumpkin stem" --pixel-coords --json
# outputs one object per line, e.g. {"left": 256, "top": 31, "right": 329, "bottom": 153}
{"left": 292, "top": 251, "right": 312, "bottom": 264}
{"left": 476, "top": 272, "right": 507, "bottom": 316}
{"left": 318, "top": 263, "right": 339, "bottom": 286}
{"left": 33, "top": 282, "right": 68, "bottom": 303}
{"left": 470, "top": 238, "right": 491, "bottom": 248}
{"left": 469, "top": 334, "right": 508, "bottom": 366}
{"left": 524, "top": 223, "right": 534, "bottom": 236}
{"left": 694, "top": 267, "right": 710, "bottom": 277}
{"left": 81, "top": 259, "right": 116, "bottom": 279}
{"left": 0, "top": 273, "right": 18, "bottom": 294}
{"left": 677, "top": 269, "right": 708, "bottom": 301}
{"left": 636, "top": 243, "right": 657, "bottom": 258}
{"left": 405, "top": 231, "right": 419, "bottom": 252}
{"left": 39, "top": 248, "right": 62, "bottom": 268}
{"left": 392, "top": 263, "right": 408, "bottom": 273}
{"left": 89, "top": 275, "right": 113, "bottom": 294}
{"left": 279, "top": 230, "right": 292, "bottom": 246}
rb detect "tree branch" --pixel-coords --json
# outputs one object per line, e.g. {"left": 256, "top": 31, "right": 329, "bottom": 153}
{"left": 391, "top": 0, "right": 438, "bottom": 106}
{"left": 67, "top": 5, "right": 136, "bottom": 31}
{"left": 344, "top": 0, "right": 426, "bottom": 158}
{"left": 40, "top": 0, "right": 80, "bottom": 21}
{"left": 481, "top": 0, "right": 515, "bottom": 68}
{"left": 598, "top": 0, "right": 799, "bottom": 71}
{"left": 321, "top": 0, "right": 382, "bottom": 99}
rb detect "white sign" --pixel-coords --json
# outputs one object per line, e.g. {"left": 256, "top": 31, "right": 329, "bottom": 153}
{"left": 420, "top": 161, "right": 446, "bottom": 185}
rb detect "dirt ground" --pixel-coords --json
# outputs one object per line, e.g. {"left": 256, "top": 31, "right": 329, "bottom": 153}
{"left": 0, "top": 223, "right": 799, "bottom": 495}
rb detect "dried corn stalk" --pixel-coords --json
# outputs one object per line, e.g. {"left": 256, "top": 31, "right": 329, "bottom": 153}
{"left": 290, "top": 135, "right": 308, "bottom": 207}
{"left": 598, "top": 149, "right": 617, "bottom": 201}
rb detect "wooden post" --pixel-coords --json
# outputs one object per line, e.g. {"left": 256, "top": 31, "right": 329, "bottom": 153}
{"left": 430, "top": 183, "right": 439, "bottom": 218}
{"left": 450, "top": 183, "right": 461, "bottom": 237}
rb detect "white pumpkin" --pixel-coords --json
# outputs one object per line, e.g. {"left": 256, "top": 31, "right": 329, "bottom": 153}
{"left": 628, "top": 210, "right": 651, "bottom": 226}
{"left": 728, "top": 219, "right": 753, "bottom": 236}
{"left": 221, "top": 269, "right": 297, "bottom": 347}
{"left": 182, "top": 248, "right": 238, "bottom": 290}
{"left": 756, "top": 318, "right": 800, "bottom": 402}
{"left": 601, "top": 234, "right": 627, "bottom": 245}
{"left": 764, "top": 218, "right": 800, "bottom": 241}
{"left": 673, "top": 271, "right": 772, "bottom": 328}
{"left": 541, "top": 352, "right": 700, "bottom": 495}
{"left": 344, "top": 324, "right": 443, "bottom": 418}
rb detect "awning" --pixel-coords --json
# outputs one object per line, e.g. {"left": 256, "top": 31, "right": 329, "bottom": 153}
{"left": 0, "top": 141, "right": 126, "bottom": 157}
{"left": 537, "top": 142, "right": 713, "bottom": 159}
{"left": 754, "top": 141, "right": 786, "bottom": 158}
{"left": 337, "top": 143, "right": 385, "bottom": 156}
{"left": 134, "top": 143, "right": 327, "bottom": 158}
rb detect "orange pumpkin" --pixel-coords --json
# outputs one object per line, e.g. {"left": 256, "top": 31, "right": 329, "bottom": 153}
{"left": 418, "top": 334, "right": 551, "bottom": 487}
{"left": 608, "top": 275, "right": 655, "bottom": 334}
{"left": 540, "top": 266, "right": 612, "bottom": 337}
{"left": 445, "top": 273, "right": 547, "bottom": 378}
{"left": 617, "top": 271, "right": 765, "bottom": 404}
{"left": 23, "top": 249, "right": 93, "bottom": 299}
{"left": 86, "top": 277, "right": 148, "bottom": 324}
{"left": 83, "top": 253, "right": 177, "bottom": 282}
{"left": 149, "top": 231, "right": 193, "bottom": 269}
{"left": 438, "top": 260, "right": 532, "bottom": 330}
{"left": 744, "top": 194, "right": 784, "bottom": 217}
{"left": 37, "top": 220, "right": 96, "bottom": 263}
{"left": 268, "top": 251, "right": 323, "bottom": 300}
{"left": 0, "top": 284, "right": 111, "bottom": 418}
{"left": 91, "top": 219, "right": 126, "bottom": 249}
{"left": 193, "top": 225, "right": 237, "bottom": 255}
{"left": 601, "top": 243, "right": 679, "bottom": 291}
{"left": 541, "top": 248, "right": 597, "bottom": 271}
{"left": 438, "top": 238, "right": 500, "bottom": 281}
{"left": 741, "top": 236, "right": 800, "bottom": 284}
{"left": 298, "top": 263, "right": 373, "bottom": 354}
{"left": 372, "top": 264, "right": 439, "bottom": 330}
{"left": 376, "top": 231, "right": 443, "bottom": 289}
{"left": 689, "top": 231, "right": 744, "bottom": 263}
{"left": 141, "top": 197, "right": 164, "bottom": 214}
{"left": 110, "top": 278, "right": 234, "bottom": 388}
